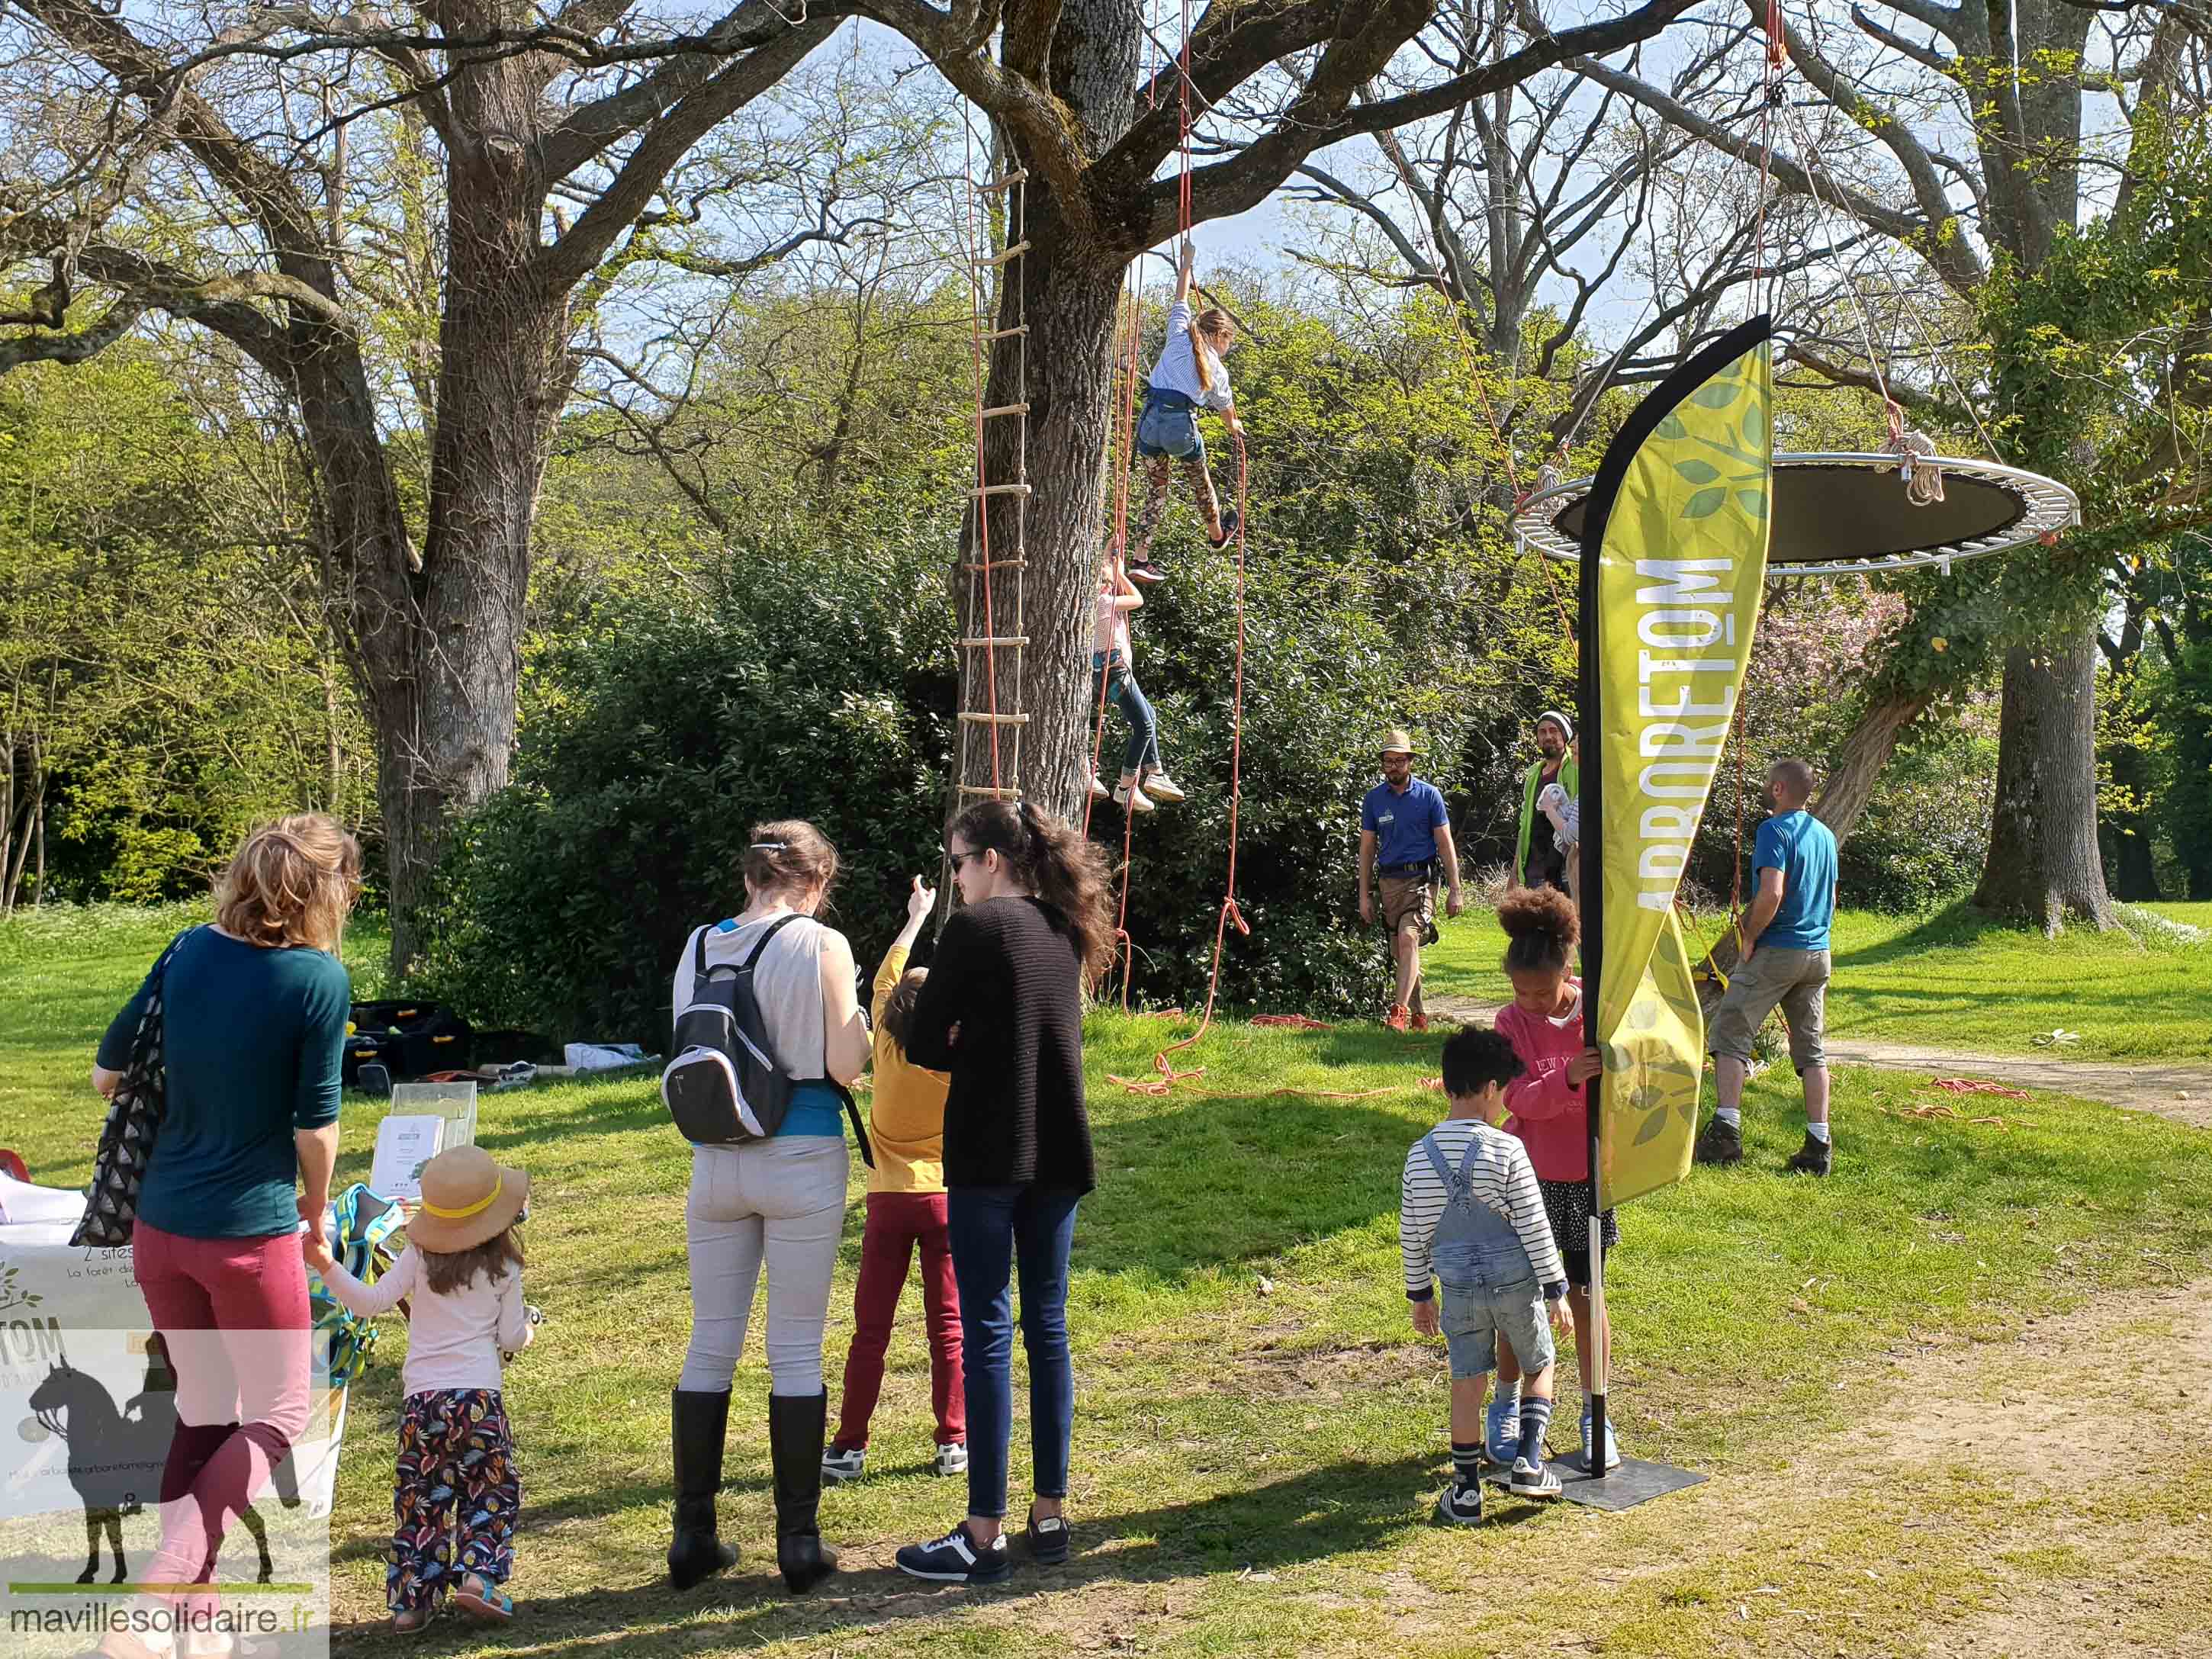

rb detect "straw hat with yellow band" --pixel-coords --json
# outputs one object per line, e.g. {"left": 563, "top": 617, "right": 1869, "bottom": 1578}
{"left": 406, "top": 1146, "right": 529, "bottom": 1254}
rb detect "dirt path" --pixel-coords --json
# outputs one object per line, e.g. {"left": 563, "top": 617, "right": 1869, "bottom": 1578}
{"left": 1424, "top": 992, "right": 2212, "bottom": 1128}
{"left": 1542, "top": 1275, "right": 2212, "bottom": 1656}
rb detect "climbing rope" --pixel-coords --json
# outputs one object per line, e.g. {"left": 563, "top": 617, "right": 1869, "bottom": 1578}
{"left": 1117, "top": 0, "right": 1254, "bottom": 1077}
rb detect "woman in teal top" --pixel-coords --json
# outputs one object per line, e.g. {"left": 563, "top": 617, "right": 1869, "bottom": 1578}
{"left": 89, "top": 813, "right": 358, "bottom": 1659}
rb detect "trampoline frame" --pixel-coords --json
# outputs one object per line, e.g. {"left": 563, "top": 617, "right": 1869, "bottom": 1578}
{"left": 1511, "top": 451, "right": 2079, "bottom": 578}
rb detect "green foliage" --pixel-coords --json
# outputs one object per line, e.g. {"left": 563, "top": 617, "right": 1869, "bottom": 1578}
{"left": 414, "top": 509, "right": 959, "bottom": 1043}
{"left": 0, "top": 351, "right": 371, "bottom": 905}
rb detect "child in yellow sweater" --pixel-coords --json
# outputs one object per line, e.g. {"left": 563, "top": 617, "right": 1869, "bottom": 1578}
{"left": 822, "top": 877, "right": 966, "bottom": 1481}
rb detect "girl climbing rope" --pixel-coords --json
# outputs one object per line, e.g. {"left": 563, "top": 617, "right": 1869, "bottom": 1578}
{"left": 1124, "top": 240, "right": 1242, "bottom": 584}
{"left": 1089, "top": 552, "right": 1186, "bottom": 814}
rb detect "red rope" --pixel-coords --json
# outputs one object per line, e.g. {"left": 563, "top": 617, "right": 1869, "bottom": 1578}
{"left": 1132, "top": 1, "right": 1254, "bottom": 1085}
{"left": 1143, "top": 426, "right": 1251, "bottom": 1088}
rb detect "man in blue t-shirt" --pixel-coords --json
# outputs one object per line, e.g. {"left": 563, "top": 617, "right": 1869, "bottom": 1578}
{"left": 1358, "top": 729, "right": 1464, "bottom": 1032}
{"left": 1696, "top": 757, "right": 1841, "bottom": 1174}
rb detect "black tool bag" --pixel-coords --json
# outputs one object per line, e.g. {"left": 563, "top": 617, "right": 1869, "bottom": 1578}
{"left": 661, "top": 918, "right": 871, "bottom": 1164}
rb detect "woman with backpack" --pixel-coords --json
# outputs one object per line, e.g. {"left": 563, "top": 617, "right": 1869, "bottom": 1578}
{"left": 664, "top": 821, "right": 870, "bottom": 1596}
{"left": 892, "top": 799, "right": 1114, "bottom": 1585}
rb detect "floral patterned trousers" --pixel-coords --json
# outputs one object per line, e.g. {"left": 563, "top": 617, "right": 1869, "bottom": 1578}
{"left": 387, "top": 1388, "right": 519, "bottom": 1612}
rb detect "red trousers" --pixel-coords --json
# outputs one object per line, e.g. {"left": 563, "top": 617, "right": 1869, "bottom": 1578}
{"left": 833, "top": 1191, "right": 965, "bottom": 1448}
{"left": 131, "top": 1222, "right": 312, "bottom": 1614}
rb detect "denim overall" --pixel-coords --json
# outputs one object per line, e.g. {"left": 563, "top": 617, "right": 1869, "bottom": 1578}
{"left": 1423, "top": 1133, "right": 1536, "bottom": 1292}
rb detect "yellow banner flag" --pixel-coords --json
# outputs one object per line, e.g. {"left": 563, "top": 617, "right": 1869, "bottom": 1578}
{"left": 1589, "top": 325, "right": 1773, "bottom": 1207}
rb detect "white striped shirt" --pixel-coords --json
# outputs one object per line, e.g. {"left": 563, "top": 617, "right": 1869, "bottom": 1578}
{"left": 1148, "top": 301, "right": 1233, "bottom": 410}
{"left": 1399, "top": 1117, "right": 1566, "bottom": 1298}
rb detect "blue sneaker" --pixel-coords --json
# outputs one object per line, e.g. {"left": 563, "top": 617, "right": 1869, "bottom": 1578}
{"left": 895, "top": 1522, "right": 1011, "bottom": 1584}
{"left": 1484, "top": 1392, "right": 1521, "bottom": 1466}
{"left": 1578, "top": 1409, "right": 1622, "bottom": 1471}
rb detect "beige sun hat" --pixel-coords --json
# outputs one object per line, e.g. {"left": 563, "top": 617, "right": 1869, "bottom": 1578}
{"left": 1379, "top": 728, "right": 1419, "bottom": 756}
{"left": 406, "top": 1145, "right": 529, "bottom": 1254}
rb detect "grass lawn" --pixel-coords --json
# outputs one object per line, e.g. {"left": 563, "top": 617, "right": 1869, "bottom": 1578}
{"left": 5, "top": 903, "right": 2210, "bottom": 1657}
{"left": 1426, "top": 900, "right": 2212, "bottom": 1061}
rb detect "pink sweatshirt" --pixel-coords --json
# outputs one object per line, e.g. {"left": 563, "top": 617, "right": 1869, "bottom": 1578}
{"left": 1494, "top": 982, "right": 1590, "bottom": 1182}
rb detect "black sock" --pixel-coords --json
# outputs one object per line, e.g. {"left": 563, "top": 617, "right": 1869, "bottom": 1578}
{"left": 1517, "top": 1395, "right": 1554, "bottom": 1464}
{"left": 1451, "top": 1441, "right": 1484, "bottom": 1487}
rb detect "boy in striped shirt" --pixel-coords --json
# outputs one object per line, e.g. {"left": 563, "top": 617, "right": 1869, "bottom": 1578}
{"left": 1403, "top": 1028, "right": 1570, "bottom": 1522}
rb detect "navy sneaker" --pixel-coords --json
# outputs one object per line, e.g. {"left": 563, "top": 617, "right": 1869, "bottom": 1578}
{"left": 1025, "top": 1506, "right": 1071, "bottom": 1564}
{"left": 1207, "top": 506, "right": 1243, "bottom": 548}
{"left": 1509, "top": 1456, "right": 1563, "bottom": 1498}
{"left": 1433, "top": 1480, "right": 1484, "bottom": 1527}
{"left": 895, "top": 1522, "right": 1011, "bottom": 1584}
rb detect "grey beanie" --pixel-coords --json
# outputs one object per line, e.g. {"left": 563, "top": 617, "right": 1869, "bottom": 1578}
{"left": 1536, "top": 709, "right": 1574, "bottom": 742}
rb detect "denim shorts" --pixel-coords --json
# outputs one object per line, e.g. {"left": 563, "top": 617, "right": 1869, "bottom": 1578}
{"left": 1137, "top": 395, "right": 1204, "bottom": 461}
{"left": 1439, "top": 1276, "right": 1555, "bottom": 1381}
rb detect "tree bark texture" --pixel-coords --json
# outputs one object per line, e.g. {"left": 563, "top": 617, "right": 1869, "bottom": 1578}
{"left": 1973, "top": 626, "right": 2117, "bottom": 931}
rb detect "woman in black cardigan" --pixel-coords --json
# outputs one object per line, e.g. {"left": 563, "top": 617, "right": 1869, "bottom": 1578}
{"left": 894, "top": 799, "right": 1113, "bottom": 1585}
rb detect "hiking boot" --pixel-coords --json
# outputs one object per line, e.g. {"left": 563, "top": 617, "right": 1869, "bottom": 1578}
{"left": 1509, "top": 1456, "right": 1564, "bottom": 1499}
{"left": 1693, "top": 1115, "right": 1743, "bottom": 1166}
{"left": 1433, "top": 1480, "right": 1484, "bottom": 1526}
{"left": 1785, "top": 1131, "right": 1833, "bottom": 1176}
{"left": 821, "top": 1444, "right": 866, "bottom": 1484}
{"left": 1384, "top": 1003, "right": 1412, "bottom": 1033}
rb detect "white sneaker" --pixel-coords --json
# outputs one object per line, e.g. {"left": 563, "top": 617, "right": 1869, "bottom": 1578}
{"left": 1140, "top": 772, "right": 1186, "bottom": 803}
{"left": 1088, "top": 774, "right": 1111, "bottom": 800}
{"left": 934, "top": 1442, "right": 969, "bottom": 1477}
{"left": 1113, "top": 782, "right": 1156, "bottom": 814}
{"left": 821, "top": 1445, "right": 866, "bottom": 1483}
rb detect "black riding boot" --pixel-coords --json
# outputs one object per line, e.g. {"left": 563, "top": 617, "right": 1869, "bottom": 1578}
{"left": 768, "top": 1391, "right": 839, "bottom": 1593}
{"left": 667, "top": 1389, "right": 738, "bottom": 1589}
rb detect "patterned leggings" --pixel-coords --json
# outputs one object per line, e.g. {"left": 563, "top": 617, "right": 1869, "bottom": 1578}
{"left": 387, "top": 1389, "right": 519, "bottom": 1613}
{"left": 1126, "top": 452, "right": 1223, "bottom": 564}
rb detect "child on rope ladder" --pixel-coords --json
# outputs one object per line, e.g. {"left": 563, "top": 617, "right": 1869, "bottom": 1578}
{"left": 1090, "top": 551, "right": 1186, "bottom": 813}
{"left": 1124, "top": 240, "right": 1242, "bottom": 586}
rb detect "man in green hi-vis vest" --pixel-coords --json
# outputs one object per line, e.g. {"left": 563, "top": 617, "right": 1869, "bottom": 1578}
{"left": 1516, "top": 711, "right": 1579, "bottom": 893}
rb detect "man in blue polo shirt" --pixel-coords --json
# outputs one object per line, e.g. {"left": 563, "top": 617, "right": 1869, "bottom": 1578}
{"left": 1358, "top": 729, "right": 1464, "bottom": 1032}
{"left": 1696, "top": 757, "right": 1841, "bottom": 1175}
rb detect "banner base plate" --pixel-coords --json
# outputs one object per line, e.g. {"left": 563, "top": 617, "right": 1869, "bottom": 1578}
{"left": 1484, "top": 1454, "right": 1706, "bottom": 1511}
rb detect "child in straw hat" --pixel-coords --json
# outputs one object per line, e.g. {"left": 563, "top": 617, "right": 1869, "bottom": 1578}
{"left": 307, "top": 1145, "right": 537, "bottom": 1633}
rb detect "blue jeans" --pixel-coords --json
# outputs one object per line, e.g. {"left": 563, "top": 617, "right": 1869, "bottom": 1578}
{"left": 1092, "top": 651, "right": 1159, "bottom": 776}
{"left": 946, "top": 1184, "right": 1080, "bottom": 1519}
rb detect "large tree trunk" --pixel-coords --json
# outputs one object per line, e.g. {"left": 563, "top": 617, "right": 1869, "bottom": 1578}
{"left": 1973, "top": 626, "right": 2116, "bottom": 931}
{"left": 953, "top": 5, "right": 1140, "bottom": 830}
{"left": 308, "top": 122, "right": 562, "bottom": 972}
{"left": 958, "top": 231, "right": 1127, "bottom": 826}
